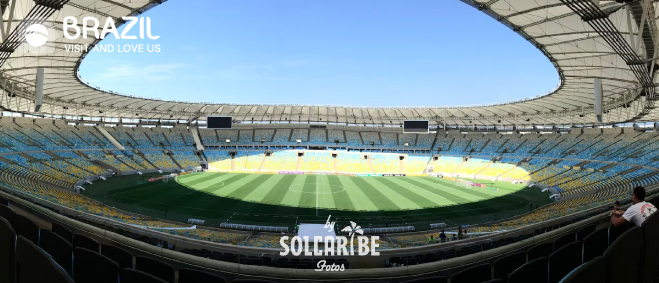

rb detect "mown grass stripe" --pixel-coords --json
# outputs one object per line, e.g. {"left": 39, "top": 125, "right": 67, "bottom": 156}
{"left": 177, "top": 172, "right": 222, "bottom": 182}
{"left": 349, "top": 177, "right": 400, "bottom": 211}
{"left": 419, "top": 177, "right": 499, "bottom": 200}
{"left": 328, "top": 175, "right": 354, "bottom": 211}
{"left": 205, "top": 173, "right": 259, "bottom": 195}
{"left": 316, "top": 175, "right": 337, "bottom": 209}
{"left": 335, "top": 176, "right": 378, "bottom": 211}
{"left": 360, "top": 177, "right": 422, "bottom": 209}
{"left": 297, "top": 175, "right": 317, "bottom": 208}
{"left": 260, "top": 174, "right": 298, "bottom": 205}
{"left": 398, "top": 177, "right": 472, "bottom": 204}
{"left": 193, "top": 173, "right": 243, "bottom": 190}
{"left": 181, "top": 172, "right": 228, "bottom": 187}
{"left": 226, "top": 174, "right": 279, "bottom": 200}
{"left": 407, "top": 177, "right": 485, "bottom": 202}
{"left": 280, "top": 175, "right": 307, "bottom": 207}
{"left": 376, "top": 177, "right": 452, "bottom": 207}
{"left": 384, "top": 177, "right": 456, "bottom": 206}
{"left": 242, "top": 174, "right": 285, "bottom": 203}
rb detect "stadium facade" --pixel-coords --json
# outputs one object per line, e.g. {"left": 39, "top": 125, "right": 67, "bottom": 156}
{"left": 0, "top": 0, "right": 658, "bottom": 282}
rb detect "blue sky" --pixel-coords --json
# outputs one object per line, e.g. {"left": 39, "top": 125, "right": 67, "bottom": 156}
{"left": 79, "top": 0, "right": 558, "bottom": 107}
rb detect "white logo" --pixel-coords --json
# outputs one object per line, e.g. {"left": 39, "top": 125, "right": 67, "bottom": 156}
{"left": 279, "top": 216, "right": 379, "bottom": 272}
{"left": 341, "top": 221, "right": 364, "bottom": 238}
{"left": 25, "top": 24, "right": 48, "bottom": 47}
{"left": 61, "top": 16, "right": 161, "bottom": 53}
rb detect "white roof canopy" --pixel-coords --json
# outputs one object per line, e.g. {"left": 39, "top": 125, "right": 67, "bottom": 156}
{"left": 0, "top": 0, "right": 658, "bottom": 126}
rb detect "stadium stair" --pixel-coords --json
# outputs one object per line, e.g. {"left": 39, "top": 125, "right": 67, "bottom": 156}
{"left": 165, "top": 151, "right": 183, "bottom": 169}
{"left": 333, "top": 156, "right": 338, "bottom": 173}
{"left": 474, "top": 161, "right": 493, "bottom": 177}
{"left": 135, "top": 151, "right": 159, "bottom": 169}
{"left": 257, "top": 154, "right": 266, "bottom": 171}
{"left": 451, "top": 159, "right": 466, "bottom": 174}
{"left": 633, "top": 170, "right": 659, "bottom": 183}
{"left": 296, "top": 154, "right": 302, "bottom": 171}
{"left": 598, "top": 163, "right": 618, "bottom": 171}
{"left": 91, "top": 156, "right": 125, "bottom": 173}
{"left": 496, "top": 162, "right": 519, "bottom": 178}
{"left": 510, "top": 139, "right": 528, "bottom": 154}
{"left": 495, "top": 139, "right": 510, "bottom": 153}
{"left": 366, "top": 155, "right": 375, "bottom": 173}
{"left": 189, "top": 128, "right": 204, "bottom": 150}
{"left": 95, "top": 126, "right": 125, "bottom": 150}
{"left": 618, "top": 166, "right": 642, "bottom": 176}
{"left": 536, "top": 139, "right": 563, "bottom": 156}
{"left": 160, "top": 132, "right": 173, "bottom": 147}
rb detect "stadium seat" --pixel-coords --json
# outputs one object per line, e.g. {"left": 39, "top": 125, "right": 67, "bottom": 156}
{"left": 449, "top": 263, "right": 491, "bottom": 283}
{"left": 233, "top": 280, "right": 279, "bottom": 283}
{"left": 120, "top": 268, "right": 168, "bottom": 283}
{"left": 575, "top": 224, "right": 596, "bottom": 242}
{"left": 39, "top": 230, "right": 73, "bottom": 276}
{"left": 0, "top": 216, "right": 16, "bottom": 283}
{"left": 558, "top": 256, "right": 605, "bottom": 283}
{"left": 508, "top": 257, "right": 548, "bottom": 283}
{"left": 650, "top": 196, "right": 659, "bottom": 208}
{"left": 100, "top": 244, "right": 134, "bottom": 269}
{"left": 0, "top": 197, "right": 7, "bottom": 206}
{"left": 553, "top": 233, "right": 576, "bottom": 251}
{"left": 641, "top": 212, "right": 659, "bottom": 283}
{"left": 527, "top": 243, "right": 553, "bottom": 261}
{"left": 51, "top": 222, "right": 73, "bottom": 243}
{"left": 482, "top": 280, "right": 503, "bottom": 283}
{"left": 548, "top": 242, "right": 583, "bottom": 283}
{"left": 73, "top": 247, "right": 120, "bottom": 283}
{"left": 492, "top": 252, "right": 526, "bottom": 283}
{"left": 582, "top": 228, "right": 608, "bottom": 263}
{"left": 0, "top": 204, "right": 14, "bottom": 225}
{"left": 604, "top": 226, "right": 643, "bottom": 283}
{"left": 73, "top": 234, "right": 99, "bottom": 252}
{"left": 13, "top": 214, "right": 40, "bottom": 245}
{"left": 136, "top": 256, "right": 175, "bottom": 283}
{"left": 607, "top": 224, "right": 628, "bottom": 246}
{"left": 400, "top": 276, "right": 448, "bottom": 283}
{"left": 15, "top": 235, "right": 74, "bottom": 283}
{"left": 178, "top": 268, "right": 227, "bottom": 283}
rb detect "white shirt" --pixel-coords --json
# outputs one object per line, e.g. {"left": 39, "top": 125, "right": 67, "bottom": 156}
{"left": 622, "top": 201, "right": 657, "bottom": 226}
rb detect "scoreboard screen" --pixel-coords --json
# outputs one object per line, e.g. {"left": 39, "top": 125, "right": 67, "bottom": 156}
{"left": 207, "top": 116, "right": 232, "bottom": 129}
{"left": 404, "top": 120, "right": 429, "bottom": 133}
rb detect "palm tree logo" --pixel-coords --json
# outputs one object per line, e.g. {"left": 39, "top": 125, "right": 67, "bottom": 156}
{"left": 341, "top": 221, "right": 364, "bottom": 251}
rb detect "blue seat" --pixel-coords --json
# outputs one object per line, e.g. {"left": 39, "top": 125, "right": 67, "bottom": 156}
{"left": 549, "top": 242, "right": 583, "bottom": 283}
{"left": 508, "top": 257, "right": 548, "bottom": 283}
{"left": 39, "top": 230, "right": 72, "bottom": 276}
{"left": 559, "top": 256, "right": 605, "bottom": 283}
{"left": 178, "top": 268, "right": 226, "bottom": 283}
{"left": 0, "top": 216, "right": 16, "bottom": 283}
{"left": 493, "top": 252, "right": 526, "bottom": 283}
{"left": 604, "top": 227, "right": 643, "bottom": 283}
{"left": 73, "top": 247, "right": 119, "bottom": 283}
{"left": 641, "top": 212, "right": 659, "bottom": 283}
{"left": 450, "top": 263, "right": 491, "bottom": 283}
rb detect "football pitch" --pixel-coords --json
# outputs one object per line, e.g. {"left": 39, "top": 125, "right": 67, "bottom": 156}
{"left": 83, "top": 172, "right": 552, "bottom": 230}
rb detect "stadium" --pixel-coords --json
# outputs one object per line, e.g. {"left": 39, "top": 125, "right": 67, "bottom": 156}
{"left": 0, "top": 0, "right": 658, "bottom": 283}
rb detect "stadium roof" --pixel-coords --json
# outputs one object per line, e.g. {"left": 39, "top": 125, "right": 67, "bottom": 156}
{"left": 0, "top": 0, "right": 658, "bottom": 126}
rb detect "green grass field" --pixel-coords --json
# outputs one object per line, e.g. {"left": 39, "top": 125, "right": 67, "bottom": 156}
{"left": 83, "top": 172, "right": 553, "bottom": 231}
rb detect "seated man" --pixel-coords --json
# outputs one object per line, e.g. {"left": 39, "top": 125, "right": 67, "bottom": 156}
{"left": 439, "top": 230, "right": 447, "bottom": 243}
{"left": 611, "top": 186, "right": 657, "bottom": 227}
